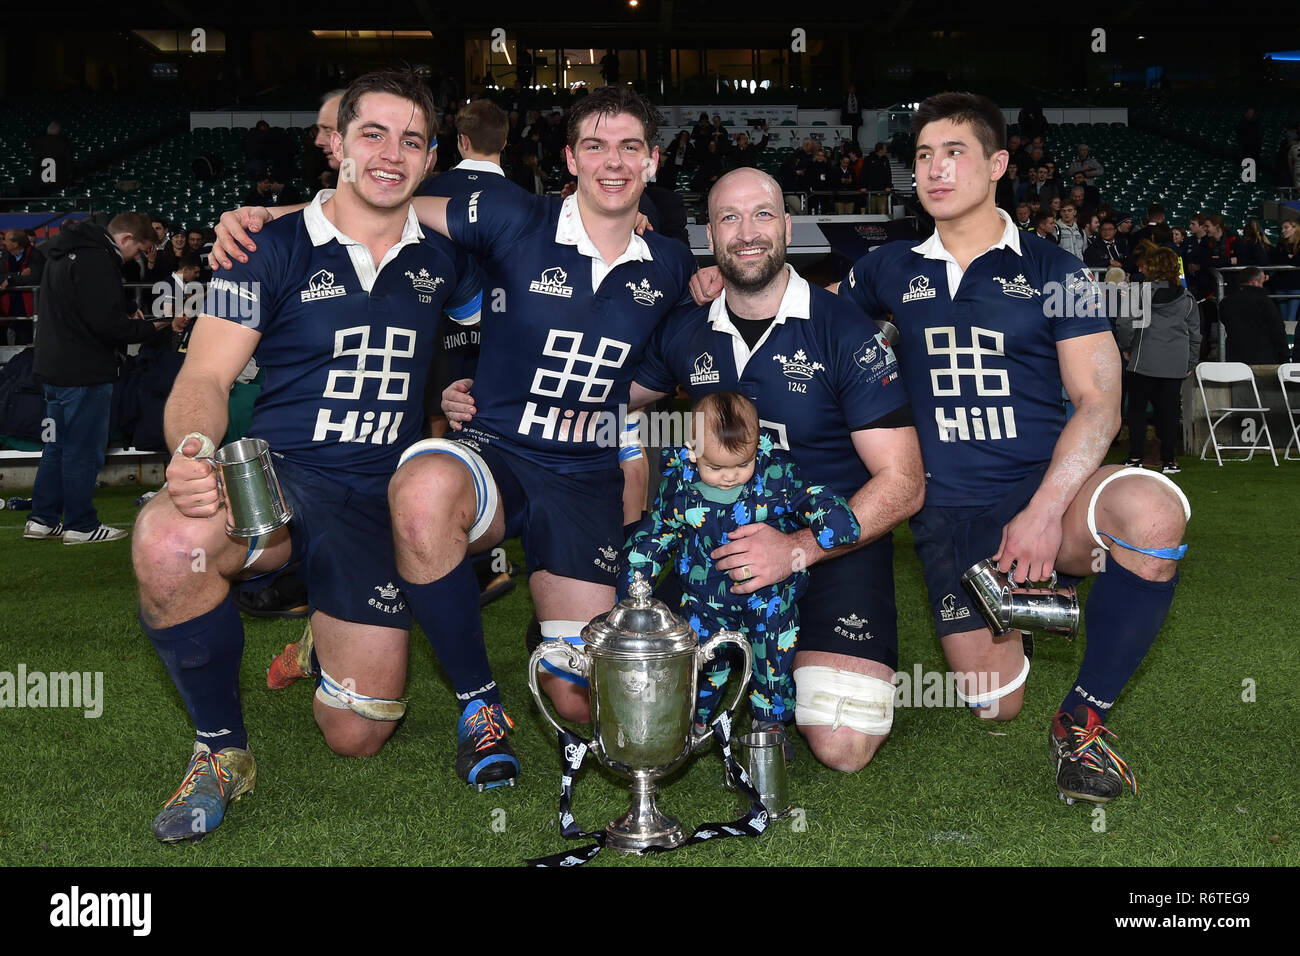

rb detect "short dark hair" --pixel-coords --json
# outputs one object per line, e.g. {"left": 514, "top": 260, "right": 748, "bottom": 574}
{"left": 456, "top": 99, "right": 508, "bottom": 155}
{"left": 1034, "top": 209, "right": 1055, "bottom": 227}
{"left": 1147, "top": 202, "right": 1165, "bottom": 218}
{"left": 1152, "top": 224, "right": 1173, "bottom": 244}
{"left": 565, "top": 85, "right": 661, "bottom": 153}
{"left": 1240, "top": 266, "right": 1264, "bottom": 284}
{"left": 693, "top": 391, "right": 759, "bottom": 457}
{"left": 107, "top": 212, "right": 155, "bottom": 243}
{"left": 336, "top": 68, "right": 438, "bottom": 146}
{"left": 177, "top": 252, "right": 203, "bottom": 272}
{"left": 912, "top": 91, "right": 1006, "bottom": 159}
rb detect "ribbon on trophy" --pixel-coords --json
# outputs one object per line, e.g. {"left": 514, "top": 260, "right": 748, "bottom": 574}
{"left": 524, "top": 710, "right": 770, "bottom": 867}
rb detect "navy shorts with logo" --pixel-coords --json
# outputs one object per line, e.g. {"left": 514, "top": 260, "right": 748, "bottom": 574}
{"left": 655, "top": 534, "right": 900, "bottom": 672}
{"left": 243, "top": 455, "right": 411, "bottom": 629}
{"left": 909, "top": 464, "right": 1079, "bottom": 638}
{"left": 454, "top": 427, "right": 624, "bottom": 586}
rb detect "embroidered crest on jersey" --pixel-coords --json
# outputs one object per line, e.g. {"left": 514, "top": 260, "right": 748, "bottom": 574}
{"left": 772, "top": 348, "right": 825, "bottom": 381}
{"left": 404, "top": 268, "right": 445, "bottom": 294}
{"left": 901, "top": 274, "right": 936, "bottom": 303}
{"left": 529, "top": 266, "right": 574, "bottom": 298}
{"left": 625, "top": 277, "right": 664, "bottom": 307}
{"left": 301, "top": 268, "right": 346, "bottom": 302}
{"left": 992, "top": 274, "right": 1041, "bottom": 299}
{"left": 691, "top": 351, "right": 721, "bottom": 385}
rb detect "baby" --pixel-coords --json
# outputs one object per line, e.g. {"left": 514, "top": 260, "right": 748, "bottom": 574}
{"left": 618, "top": 392, "right": 860, "bottom": 754}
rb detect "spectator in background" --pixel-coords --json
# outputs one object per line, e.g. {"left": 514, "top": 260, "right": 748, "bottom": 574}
{"left": 1270, "top": 219, "right": 1300, "bottom": 325}
{"left": 1057, "top": 202, "right": 1086, "bottom": 260}
{"left": 1219, "top": 267, "right": 1289, "bottom": 364}
{"left": 1235, "top": 107, "right": 1263, "bottom": 168}
{"left": 1018, "top": 102, "right": 1047, "bottom": 142}
{"left": 1067, "top": 143, "right": 1104, "bottom": 185}
{"left": 1233, "top": 220, "right": 1272, "bottom": 267}
{"left": 510, "top": 151, "right": 547, "bottom": 195}
{"left": 833, "top": 150, "right": 862, "bottom": 213}
{"left": 996, "top": 162, "right": 1018, "bottom": 217}
{"left": 1114, "top": 246, "right": 1199, "bottom": 474}
{"left": 1069, "top": 177, "right": 1099, "bottom": 212}
{"left": 1014, "top": 202, "right": 1033, "bottom": 231}
{"left": 242, "top": 172, "right": 279, "bottom": 208}
{"left": 728, "top": 125, "right": 770, "bottom": 170}
{"left": 1033, "top": 210, "right": 1057, "bottom": 242}
{"left": 864, "top": 141, "right": 892, "bottom": 214}
{"left": 1132, "top": 204, "right": 1167, "bottom": 246}
{"left": 311, "top": 89, "right": 344, "bottom": 191}
{"left": 841, "top": 83, "right": 862, "bottom": 143}
{"left": 693, "top": 138, "right": 724, "bottom": 195}
{"left": 1085, "top": 219, "right": 1127, "bottom": 272}
{"left": 2, "top": 230, "right": 42, "bottom": 337}
{"left": 599, "top": 49, "right": 620, "bottom": 86}
{"left": 25, "top": 212, "right": 171, "bottom": 545}
{"left": 664, "top": 130, "right": 696, "bottom": 189}
{"left": 807, "top": 147, "right": 833, "bottom": 213}
{"left": 31, "top": 121, "right": 74, "bottom": 194}
{"left": 792, "top": 138, "right": 816, "bottom": 190}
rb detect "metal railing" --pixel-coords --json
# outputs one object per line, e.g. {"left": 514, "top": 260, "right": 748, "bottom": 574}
{"left": 1209, "top": 265, "right": 1300, "bottom": 359}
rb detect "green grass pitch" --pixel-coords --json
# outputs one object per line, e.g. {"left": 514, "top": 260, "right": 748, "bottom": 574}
{"left": 0, "top": 453, "right": 1295, "bottom": 867}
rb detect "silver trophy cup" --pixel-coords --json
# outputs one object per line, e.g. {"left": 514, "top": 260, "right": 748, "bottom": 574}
{"left": 207, "top": 438, "right": 293, "bottom": 538}
{"left": 960, "top": 557, "right": 1079, "bottom": 638}
{"left": 528, "top": 575, "right": 751, "bottom": 853}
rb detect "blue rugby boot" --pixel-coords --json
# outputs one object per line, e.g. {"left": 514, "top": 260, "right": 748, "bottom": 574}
{"left": 152, "top": 743, "right": 257, "bottom": 843}
{"left": 456, "top": 700, "right": 518, "bottom": 791}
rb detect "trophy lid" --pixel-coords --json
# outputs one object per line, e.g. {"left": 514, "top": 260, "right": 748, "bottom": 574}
{"left": 583, "top": 574, "right": 698, "bottom": 657}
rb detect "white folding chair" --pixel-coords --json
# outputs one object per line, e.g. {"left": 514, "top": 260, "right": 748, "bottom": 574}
{"left": 1279, "top": 363, "right": 1300, "bottom": 461}
{"left": 1195, "top": 362, "right": 1278, "bottom": 466}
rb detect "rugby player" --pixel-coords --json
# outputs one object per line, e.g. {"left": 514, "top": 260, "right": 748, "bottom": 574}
{"left": 134, "top": 69, "right": 480, "bottom": 842}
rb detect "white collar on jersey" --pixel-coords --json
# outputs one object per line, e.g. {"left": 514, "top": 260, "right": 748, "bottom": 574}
{"left": 453, "top": 158, "right": 505, "bottom": 176}
{"left": 910, "top": 206, "right": 1023, "bottom": 262}
{"left": 303, "top": 189, "right": 425, "bottom": 248}
{"left": 554, "top": 193, "right": 654, "bottom": 266}
{"left": 706, "top": 263, "right": 811, "bottom": 331}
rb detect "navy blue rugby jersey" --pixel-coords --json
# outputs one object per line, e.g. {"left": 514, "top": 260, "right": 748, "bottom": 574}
{"left": 443, "top": 190, "right": 697, "bottom": 473}
{"left": 204, "top": 196, "right": 479, "bottom": 495}
{"left": 840, "top": 213, "right": 1110, "bottom": 506}
{"left": 419, "top": 163, "right": 524, "bottom": 394}
{"left": 636, "top": 266, "right": 908, "bottom": 500}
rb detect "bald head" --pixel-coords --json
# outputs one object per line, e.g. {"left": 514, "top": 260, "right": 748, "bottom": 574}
{"left": 708, "top": 167, "right": 784, "bottom": 221}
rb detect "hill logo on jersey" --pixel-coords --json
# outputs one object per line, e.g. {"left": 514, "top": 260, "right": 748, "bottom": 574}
{"left": 901, "top": 274, "right": 936, "bottom": 303}
{"left": 312, "top": 326, "right": 415, "bottom": 445}
{"left": 772, "top": 348, "right": 825, "bottom": 381}
{"left": 519, "top": 329, "right": 632, "bottom": 443}
{"left": 301, "top": 268, "right": 346, "bottom": 302}
{"left": 625, "top": 277, "right": 664, "bottom": 307}
{"left": 992, "top": 273, "right": 1041, "bottom": 299}
{"left": 529, "top": 266, "right": 574, "bottom": 298}
{"left": 404, "top": 268, "right": 444, "bottom": 294}
{"left": 926, "top": 325, "right": 1018, "bottom": 442}
{"left": 690, "top": 352, "right": 720, "bottom": 385}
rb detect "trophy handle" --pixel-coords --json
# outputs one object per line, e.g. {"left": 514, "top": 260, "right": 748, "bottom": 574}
{"left": 527, "top": 641, "right": 590, "bottom": 742}
{"left": 690, "top": 629, "right": 753, "bottom": 752}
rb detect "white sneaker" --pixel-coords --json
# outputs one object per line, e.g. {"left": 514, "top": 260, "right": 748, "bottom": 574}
{"left": 63, "top": 524, "right": 128, "bottom": 545}
{"left": 23, "top": 519, "right": 64, "bottom": 540}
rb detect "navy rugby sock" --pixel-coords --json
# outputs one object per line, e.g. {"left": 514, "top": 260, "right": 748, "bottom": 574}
{"left": 141, "top": 593, "right": 248, "bottom": 751}
{"left": 1058, "top": 559, "right": 1177, "bottom": 722}
{"left": 401, "top": 556, "right": 502, "bottom": 709}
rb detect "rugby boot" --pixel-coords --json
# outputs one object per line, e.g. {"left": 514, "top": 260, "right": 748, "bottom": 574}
{"left": 267, "top": 621, "right": 315, "bottom": 690}
{"left": 152, "top": 743, "right": 257, "bottom": 843}
{"left": 456, "top": 700, "right": 518, "bottom": 791}
{"left": 1049, "top": 705, "right": 1137, "bottom": 805}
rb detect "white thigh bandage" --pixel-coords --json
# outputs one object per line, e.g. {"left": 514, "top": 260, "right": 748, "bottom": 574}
{"left": 397, "top": 438, "right": 499, "bottom": 543}
{"left": 793, "top": 666, "right": 895, "bottom": 736}
{"left": 537, "top": 620, "right": 589, "bottom": 687}
{"left": 953, "top": 654, "right": 1030, "bottom": 708}
{"left": 1086, "top": 467, "right": 1191, "bottom": 552}
{"left": 315, "top": 666, "right": 407, "bottom": 721}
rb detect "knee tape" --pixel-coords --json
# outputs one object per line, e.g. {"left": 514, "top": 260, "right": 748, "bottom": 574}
{"left": 315, "top": 666, "right": 407, "bottom": 722}
{"left": 1087, "top": 467, "right": 1191, "bottom": 559}
{"left": 793, "top": 665, "right": 895, "bottom": 736}
{"left": 953, "top": 654, "right": 1030, "bottom": 709}
{"left": 397, "top": 438, "right": 499, "bottom": 544}
{"left": 537, "top": 620, "right": 589, "bottom": 688}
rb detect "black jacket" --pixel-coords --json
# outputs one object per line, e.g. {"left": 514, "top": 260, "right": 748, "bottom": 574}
{"left": 33, "top": 222, "right": 160, "bottom": 386}
{"left": 1218, "top": 285, "right": 1289, "bottom": 365}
